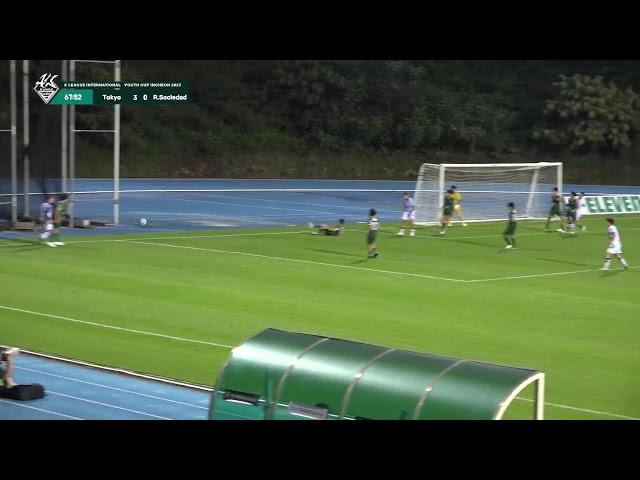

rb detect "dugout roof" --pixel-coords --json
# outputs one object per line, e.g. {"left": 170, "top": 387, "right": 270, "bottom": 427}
{"left": 209, "top": 328, "right": 544, "bottom": 420}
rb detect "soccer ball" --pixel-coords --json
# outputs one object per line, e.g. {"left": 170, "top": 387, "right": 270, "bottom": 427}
{"left": 82, "top": 219, "right": 90, "bottom": 228}
{"left": 140, "top": 218, "right": 147, "bottom": 226}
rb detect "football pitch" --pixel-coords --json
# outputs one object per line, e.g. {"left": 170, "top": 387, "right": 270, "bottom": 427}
{"left": 1, "top": 215, "right": 638, "bottom": 420}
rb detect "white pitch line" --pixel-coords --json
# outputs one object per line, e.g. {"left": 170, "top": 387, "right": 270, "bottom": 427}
{"left": 0, "top": 305, "right": 234, "bottom": 349}
{"left": 15, "top": 366, "right": 208, "bottom": 410}
{"left": 514, "top": 396, "right": 639, "bottom": 420}
{"left": 0, "top": 230, "right": 309, "bottom": 247}
{"left": 122, "top": 240, "right": 467, "bottom": 283}
{"left": 46, "top": 390, "right": 171, "bottom": 419}
{"left": 0, "top": 398, "right": 82, "bottom": 420}
{"left": 469, "top": 266, "right": 638, "bottom": 283}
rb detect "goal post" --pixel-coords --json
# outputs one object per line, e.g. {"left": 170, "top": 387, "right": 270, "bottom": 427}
{"left": 414, "top": 162, "right": 563, "bottom": 224}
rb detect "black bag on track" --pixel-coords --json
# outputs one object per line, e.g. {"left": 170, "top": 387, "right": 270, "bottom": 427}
{"left": 0, "top": 383, "right": 45, "bottom": 401}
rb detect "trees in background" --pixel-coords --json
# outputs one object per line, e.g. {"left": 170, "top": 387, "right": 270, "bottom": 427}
{"left": 534, "top": 74, "right": 640, "bottom": 153}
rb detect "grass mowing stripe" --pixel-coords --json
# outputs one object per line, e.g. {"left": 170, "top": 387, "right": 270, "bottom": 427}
{"left": 122, "top": 240, "right": 467, "bottom": 283}
{"left": 0, "top": 305, "right": 235, "bottom": 349}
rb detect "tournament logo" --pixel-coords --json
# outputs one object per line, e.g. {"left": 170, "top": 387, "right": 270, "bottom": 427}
{"left": 34, "top": 73, "right": 59, "bottom": 104}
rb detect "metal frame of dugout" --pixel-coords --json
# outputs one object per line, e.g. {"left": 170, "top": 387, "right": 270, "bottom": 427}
{"left": 208, "top": 329, "right": 545, "bottom": 420}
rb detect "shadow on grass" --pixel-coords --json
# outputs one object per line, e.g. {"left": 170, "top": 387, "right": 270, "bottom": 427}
{"left": 526, "top": 256, "right": 596, "bottom": 268}
{"left": 305, "top": 248, "right": 363, "bottom": 258}
{"left": 599, "top": 269, "right": 627, "bottom": 278}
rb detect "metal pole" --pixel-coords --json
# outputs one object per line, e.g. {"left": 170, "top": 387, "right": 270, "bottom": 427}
{"left": 68, "top": 60, "right": 75, "bottom": 226}
{"left": 535, "top": 374, "right": 545, "bottom": 420}
{"left": 558, "top": 162, "right": 563, "bottom": 197}
{"left": 10, "top": 60, "right": 18, "bottom": 224}
{"left": 22, "top": 60, "right": 29, "bottom": 217}
{"left": 114, "top": 60, "right": 121, "bottom": 225}
{"left": 61, "top": 60, "right": 68, "bottom": 194}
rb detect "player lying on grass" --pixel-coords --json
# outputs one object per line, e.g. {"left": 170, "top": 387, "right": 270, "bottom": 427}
{"left": 308, "top": 219, "right": 345, "bottom": 236}
{"left": 603, "top": 217, "right": 629, "bottom": 270}
{"left": 440, "top": 189, "right": 454, "bottom": 235}
{"left": 450, "top": 185, "right": 467, "bottom": 227}
{"left": 545, "top": 187, "right": 564, "bottom": 231}
{"left": 39, "top": 195, "right": 56, "bottom": 247}
{"left": 397, "top": 192, "right": 416, "bottom": 236}
{"left": 0, "top": 347, "right": 19, "bottom": 390}
{"left": 367, "top": 208, "right": 379, "bottom": 258}
{"left": 504, "top": 202, "right": 518, "bottom": 249}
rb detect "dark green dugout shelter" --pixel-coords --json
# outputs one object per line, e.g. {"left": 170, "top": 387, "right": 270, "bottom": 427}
{"left": 208, "top": 329, "right": 545, "bottom": 420}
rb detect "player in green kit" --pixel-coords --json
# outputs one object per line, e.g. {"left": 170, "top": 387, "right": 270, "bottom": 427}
{"left": 545, "top": 187, "right": 564, "bottom": 231}
{"left": 50, "top": 194, "right": 68, "bottom": 246}
{"left": 440, "top": 189, "right": 454, "bottom": 235}
{"left": 367, "top": 209, "right": 379, "bottom": 258}
{"left": 504, "top": 202, "right": 518, "bottom": 249}
{"left": 563, "top": 191, "right": 579, "bottom": 235}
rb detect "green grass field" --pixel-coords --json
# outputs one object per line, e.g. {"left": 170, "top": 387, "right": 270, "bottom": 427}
{"left": 1, "top": 215, "right": 638, "bottom": 419}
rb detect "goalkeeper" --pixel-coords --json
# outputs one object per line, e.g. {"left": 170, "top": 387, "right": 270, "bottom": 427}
{"left": 450, "top": 185, "right": 467, "bottom": 227}
{"left": 308, "top": 219, "right": 345, "bottom": 236}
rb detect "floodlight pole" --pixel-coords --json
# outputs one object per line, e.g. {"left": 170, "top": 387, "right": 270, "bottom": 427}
{"left": 22, "top": 60, "right": 30, "bottom": 217}
{"left": 114, "top": 60, "right": 121, "bottom": 225}
{"left": 10, "top": 60, "right": 18, "bottom": 224}
{"left": 61, "top": 60, "right": 68, "bottom": 194}
{"left": 68, "top": 60, "right": 76, "bottom": 225}
{"left": 68, "top": 59, "right": 121, "bottom": 225}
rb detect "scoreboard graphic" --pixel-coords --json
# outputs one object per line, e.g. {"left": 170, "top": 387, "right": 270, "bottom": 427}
{"left": 34, "top": 73, "right": 189, "bottom": 105}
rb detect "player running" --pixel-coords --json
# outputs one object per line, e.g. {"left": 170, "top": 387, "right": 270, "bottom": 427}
{"left": 545, "top": 187, "right": 564, "bottom": 231}
{"left": 39, "top": 195, "right": 56, "bottom": 247}
{"left": 450, "top": 185, "right": 467, "bottom": 227}
{"left": 439, "top": 189, "right": 454, "bottom": 235}
{"left": 308, "top": 219, "right": 345, "bottom": 236}
{"left": 602, "top": 218, "right": 629, "bottom": 270}
{"left": 367, "top": 208, "right": 379, "bottom": 258}
{"left": 504, "top": 202, "right": 518, "bottom": 249}
{"left": 397, "top": 192, "right": 416, "bottom": 236}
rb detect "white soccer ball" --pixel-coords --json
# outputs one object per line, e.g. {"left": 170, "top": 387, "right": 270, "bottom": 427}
{"left": 82, "top": 219, "right": 90, "bottom": 228}
{"left": 140, "top": 218, "right": 147, "bottom": 226}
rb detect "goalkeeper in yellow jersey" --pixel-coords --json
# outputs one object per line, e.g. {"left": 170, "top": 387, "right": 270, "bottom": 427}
{"left": 450, "top": 185, "right": 467, "bottom": 227}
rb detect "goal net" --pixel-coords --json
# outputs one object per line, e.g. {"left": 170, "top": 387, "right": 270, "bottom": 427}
{"left": 414, "top": 163, "right": 563, "bottom": 224}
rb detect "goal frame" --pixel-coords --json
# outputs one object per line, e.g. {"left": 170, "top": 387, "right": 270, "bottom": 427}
{"left": 416, "top": 162, "right": 563, "bottom": 225}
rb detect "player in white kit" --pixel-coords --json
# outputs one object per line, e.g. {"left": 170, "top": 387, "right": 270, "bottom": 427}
{"left": 602, "top": 218, "right": 629, "bottom": 270}
{"left": 575, "top": 192, "right": 587, "bottom": 231}
{"left": 39, "top": 195, "right": 56, "bottom": 247}
{"left": 397, "top": 192, "right": 416, "bottom": 236}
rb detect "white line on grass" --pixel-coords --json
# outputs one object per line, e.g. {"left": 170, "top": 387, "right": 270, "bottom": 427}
{"left": 46, "top": 390, "right": 172, "bottom": 419}
{"left": 0, "top": 230, "right": 309, "bottom": 247}
{"left": 15, "top": 366, "right": 208, "bottom": 410}
{"left": 470, "top": 266, "right": 638, "bottom": 283}
{"left": 122, "top": 240, "right": 467, "bottom": 283}
{"left": 0, "top": 398, "right": 82, "bottom": 420}
{"left": 514, "top": 396, "right": 639, "bottom": 420}
{"left": 0, "top": 305, "right": 234, "bottom": 349}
